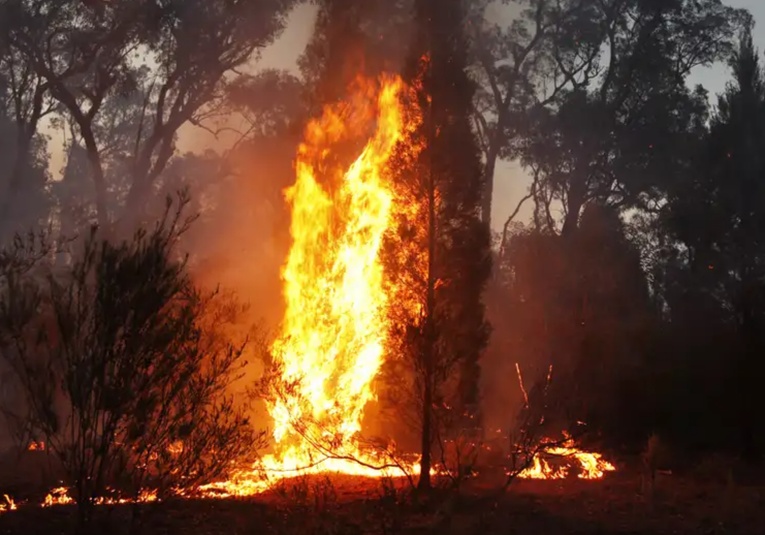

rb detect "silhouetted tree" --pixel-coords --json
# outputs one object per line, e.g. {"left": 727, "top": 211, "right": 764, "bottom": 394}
{"left": 509, "top": 0, "right": 745, "bottom": 237}
{"left": 0, "top": 0, "right": 295, "bottom": 228}
{"left": 0, "top": 39, "right": 53, "bottom": 239}
{"left": 658, "top": 26, "right": 765, "bottom": 459}
{"left": 488, "top": 205, "right": 653, "bottom": 445}
{"left": 387, "top": 0, "right": 491, "bottom": 490}
{"left": 469, "top": 0, "right": 588, "bottom": 226}
{"left": 298, "top": 0, "right": 414, "bottom": 112}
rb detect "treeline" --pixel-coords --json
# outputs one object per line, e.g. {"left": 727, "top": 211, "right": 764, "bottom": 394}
{"left": 477, "top": 2, "right": 765, "bottom": 460}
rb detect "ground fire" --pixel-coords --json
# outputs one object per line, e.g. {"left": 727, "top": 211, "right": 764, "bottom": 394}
{"left": 517, "top": 436, "right": 616, "bottom": 480}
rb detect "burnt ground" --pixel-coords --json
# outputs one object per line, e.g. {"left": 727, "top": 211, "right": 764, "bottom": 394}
{"left": 0, "top": 462, "right": 764, "bottom": 535}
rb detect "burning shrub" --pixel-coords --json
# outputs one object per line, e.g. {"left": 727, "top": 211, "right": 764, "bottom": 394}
{"left": 0, "top": 196, "right": 258, "bottom": 525}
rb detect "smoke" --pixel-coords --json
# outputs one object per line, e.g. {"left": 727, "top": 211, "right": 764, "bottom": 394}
{"left": 0, "top": 0, "right": 426, "bottom": 455}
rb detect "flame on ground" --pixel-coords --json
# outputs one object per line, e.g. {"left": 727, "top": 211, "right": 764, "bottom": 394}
{"left": 518, "top": 438, "right": 616, "bottom": 480}
{"left": 40, "top": 487, "right": 157, "bottom": 508}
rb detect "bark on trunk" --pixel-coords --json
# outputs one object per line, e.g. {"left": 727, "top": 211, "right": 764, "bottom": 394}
{"left": 84, "top": 146, "right": 110, "bottom": 230}
{"left": 417, "top": 191, "right": 436, "bottom": 490}
{"left": 69, "top": 119, "right": 110, "bottom": 230}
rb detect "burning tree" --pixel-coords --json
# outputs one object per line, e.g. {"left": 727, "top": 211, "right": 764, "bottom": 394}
{"left": 246, "top": 76, "right": 424, "bottom": 480}
{"left": 244, "top": 0, "right": 490, "bottom": 493}
{"left": 378, "top": 0, "right": 492, "bottom": 491}
{"left": 0, "top": 195, "right": 256, "bottom": 526}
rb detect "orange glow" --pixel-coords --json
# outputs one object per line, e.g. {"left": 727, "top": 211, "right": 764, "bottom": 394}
{"left": 42, "top": 487, "right": 158, "bottom": 508}
{"left": 517, "top": 437, "right": 616, "bottom": 480}
{"left": 27, "top": 441, "right": 44, "bottom": 451}
{"left": 199, "top": 75, "right": 426, "bottom": 497}
{"left": 270, "top": 74, "right": 410, "bottom": 463}
{"left": 0, "top": 75, "right": 426, "bottom": 511}
{"left": 42, "top": 487, "right": 74, "bottom": 507}
{"left": 0, "top": 495, "right": 16, "bottom": 513}
{"left": 0, "top": 72, "right": 619, "bottom": 513}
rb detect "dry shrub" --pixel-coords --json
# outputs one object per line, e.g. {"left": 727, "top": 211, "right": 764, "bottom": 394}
{"left": 0, "top": 195, "right": 260, "bottom": 528}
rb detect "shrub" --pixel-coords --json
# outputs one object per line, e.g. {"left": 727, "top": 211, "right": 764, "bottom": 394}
{"left": 0, "top": 197, "right": 258, "bottom": 527}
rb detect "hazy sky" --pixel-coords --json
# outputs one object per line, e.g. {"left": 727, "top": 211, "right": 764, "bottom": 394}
{"left": 48, "top": 1, "right": 765, "bottom": 233}
{"left": 254, "top": 0, "right": 765, "bottom": 232}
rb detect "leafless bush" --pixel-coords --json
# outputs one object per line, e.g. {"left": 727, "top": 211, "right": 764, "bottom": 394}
{"left": 0, "top": 195, "right": 258, "bottom": 528}
{"left": 0, "top": 228, "right": 55, "bottom": 450}
{"left": 434, "top": 409, "right": 480, "bottom": 492}
{"left": 501, "top": 364, "right": 571, "bottom": 490}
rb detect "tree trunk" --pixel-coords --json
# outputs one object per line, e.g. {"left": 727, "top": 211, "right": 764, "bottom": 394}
{"left": 418, "top": 76, "right": 437, "bottom": 490}
{"left": 481, "top": 149, "right": 498, "bottom": 227}
{"left": 79, "top": 129, "right": 110, "bottom": 229}
{"left": 417, "top": 195, "right": 436, "bottom": 490}
{"left": 418, "top": 356, "right": 433, "bottom": 490}
{"left": 0, "top": 156, "right": 22, "bottom": 236}
{"left": 0, "top": 131, "right": 33, "bottom": 236}
{"left": 121, "top": 177, "right": 152, "bottom": 232}
{"left": 561, "top": 176, "right": 586, "bottom": 238}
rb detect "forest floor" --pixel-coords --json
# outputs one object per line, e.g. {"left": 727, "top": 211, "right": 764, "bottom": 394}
{"left": 1, "top": 461, "right": 764, "bottom": 535}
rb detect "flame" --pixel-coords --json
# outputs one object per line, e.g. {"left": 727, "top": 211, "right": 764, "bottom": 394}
{"left": 199, "top": 75, "right": 424, "bottom": 498}
{"left": 517, "top": 437, "right": 616, "bottom": 480}
{"left": 0, "top": 486, "right": 158, "bottom": 514}
{"left": 42, "top": 487, "right": 157, "bottom": 507}
{"left": 0, "top": 495, "right": 16, "bottom": 513}
{"left": 0, "top": 75, "right": 423, "bottom": 512}
{"left": 43, "top": 487, "right": 74, "bottom": 507}
{"left": 167, "top": 441, "right": 184, "bottom": 455}
{"left": 268, "top": 75, "right": 409, "bottom": 461}
{"left": 27, "top": 441, "right": 45, "bottom": 451}
{"left": 0, "top": 74, "right": 619, "bottom": 514}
